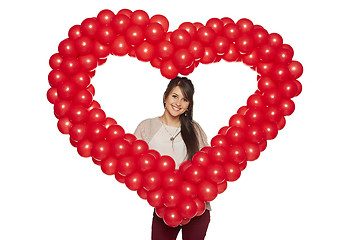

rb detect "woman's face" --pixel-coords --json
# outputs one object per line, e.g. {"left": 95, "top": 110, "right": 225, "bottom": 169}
{"left": 164, "top": 86, "right": 190, "bottom": 118}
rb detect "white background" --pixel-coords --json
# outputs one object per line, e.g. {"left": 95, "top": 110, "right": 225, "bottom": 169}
{"left": 1, "top": 0, "right": 359, "bottom": 239}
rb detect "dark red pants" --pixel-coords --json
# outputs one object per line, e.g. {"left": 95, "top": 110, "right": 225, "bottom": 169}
{"left": 151, "top": 210, "right": 210, "bottom": 240}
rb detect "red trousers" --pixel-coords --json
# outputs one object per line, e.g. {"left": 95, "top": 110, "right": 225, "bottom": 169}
{"left": 151, "top": 210, "right": 210, "bottom": 240}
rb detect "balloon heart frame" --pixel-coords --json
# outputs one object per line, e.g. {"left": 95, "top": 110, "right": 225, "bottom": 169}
{"left": 47, "top": 9, "right": 303, "bottom": 227}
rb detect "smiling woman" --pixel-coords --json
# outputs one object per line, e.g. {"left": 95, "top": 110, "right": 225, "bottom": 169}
{"left": 134, "top": 76, "right": 211, "bottom": 239}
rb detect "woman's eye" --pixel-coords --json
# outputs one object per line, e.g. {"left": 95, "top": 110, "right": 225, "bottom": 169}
{"left": 172, "top": 95, "right": 177, "bottom": 98}
{"left": 183, "top": 99, "right": 188, "bottom": 102}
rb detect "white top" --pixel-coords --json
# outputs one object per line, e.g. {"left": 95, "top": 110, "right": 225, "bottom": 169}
{"left": 134, "top": 117, "right": 209, "bottom": 169}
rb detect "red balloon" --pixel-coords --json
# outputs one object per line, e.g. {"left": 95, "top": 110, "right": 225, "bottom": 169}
{"left": 111, "top": 138, "right": 131, "bottom": 158}
{"left": 223, "top": 23, "right": 240, "bottom": 40}
{"left": 96, "top": 25, "right": 116, "bottom": 45}
{"left": 188, "top": 41, "right": 205, "bottom": 60}
{"left": 163, "top": 189, "right": 182, "bottom": 208}
{"left": 93, "top": 40, "right": 110, "bottom": 59}
{"left": 184, "top": 164, "right": 205, "bottom": 184}
{"left": 288, "top": 61, "right": 303, "bottom": 79}
{"left": 145, "top": 22, "right": 165, "bottom": 43}
{"left": 77, "top": 139, "right": 93, "bottom": 157}
{"left": 115, "top": 171, "right": 126, "bottom": 183}
{"left": 178, "top": 198, "right": 197, "bottom": 219}
{"left": 117, "top": 155, "right": 137, "bottom": 176}
{"left": 143, "top": 171, "right": 162, "bottom": 191}
{"left": 173, "top": 48, "right": 194, "bottom": 69}
{"left": 236, "top": 18, "right": 254, "bottom": 34}
{"left": 275, "top": 47, "right": 293, "bottom": 65}
{"left": 163, "top": 208, "right": 182, "bottom": 227}
{"left": 68, "top": 105, "right": 89, "bottom": 123}
{"left": 279, "top": 80, "right": 299, "bottom": 99}
{"left": 87, "top": 123, "right": 107, "bottom": 142}
{"left": 80, "top": 18, "right": 99, "bottom": 39}
{"left": 171, "top": 29, "right": 192, "bottom": 48}
{"left": 69, "top": 123, "right": 87, "bottom": 142}
{"left": 217, "top": 181, "right": 227, "bottom": 194}
{"left": 235, "top": 34, "right": 254, "bottom": 54}
{"left": 58, "top": 38, "right": 78, "bottom": 58}
{"left": 71, "top": 72, "right": 91, "bottom": 89}
{"left": 200, "top": 46, "right": 216, "bottom": 64}
{"left": 60, "top": 57, "right": 80, "bottom": 75}
{"left": 257, "top": 44, "right": 276, "bottom": 62}
{"left": 157, "top": 155, "right": 176, "bottom": 172}
{"left": 208, "top": 146, "right": 228, "bottom": 164}
{"left": 160, "top": 60, "right": 179, "bottom": 79}
{"left": 178, "top": 181, "right": 197, "bottom": 198}
{"left": 247, "top": 93, "right": 266, "bottom": 109}
{"left": 49, "top": 53, "right": 63, "bottom": 70}
{"left": 192, "top": 152, "right": 210, "bottom": 167}
{"left": 261, "top": 121, "right": 278, "bottom": 140}
{"left": 212, "top": 36, "right": 230, "bottom": 55}
{"left": 206, "top": 164, "right": 226, "bottom": 184}
{"left": 97, "top": 9, "right": 115, "bottom": 25}
{"left": 244, "top": 107, "right": 265, "bottom": 125}
{"left": 257, "top": 76, "right": 277, "bottom": 93}
{"left": 156, "top": 40, "right": 174, "bottom": 60}
{"left": 243, "top": 142, "right": 260, "bottom": 161}
{"left": 229, "top": 113, "right": 247, "bottom": 129}
{"left": 225, "top": 126, "right": 246, "bottom": 145}
{"left": 131, "top": 139, "right": 149, "bottom": 156}
{"left": 210, "top": 134, "right": 229, "bottom": 148}
{"left": 179, "top": 22, "right": 197, "bottom": 38}
{"left": 54, "top": 99, "right": 72, "bottom": 119}
{"left": 137, "top": 153, "right": 157, "bottom": 173}
{"left": 196, "top": 27, "right": 215, "bottom": 46}
{"left": 101, "top": 156, "right": 118, "bottom": 175}
{"left": 252, "top": 27, "right": 269, "bottom": 46}
{"left": 91, "top": 140, "right": 111, "bottom": 160}
{"left": 125, "top": 171, "right": 142, "bottom": 191}
{"left": 194, "top": 198, "right": 206, "bottom": 216}
{"left": 47, "top": 88, "right": 58, "bottom": 104}
{"left": 147, "top": 188, "right": 164, "bottom": 208}
{"left": 206, "top": 18, "right": 223, "bottom": 34}
{"left": 222, "top": 43, "right": 240, "bottom": 62}
{"left": 162, "top": 171, "right": 181, "bottom": 189}
{"left": 228, "top": 145, "right": 246, "bottom": 164}
{"left": 271, "top": 65, "right": 290, "bottom": 83}
{"left": 106, "top": 124, "right": 125, "bottom": 141}
{"left": 57, "top": 117, "right": 72, "bottom": 134}
{"left": 57, "top": 80, "right": 78, "bottom": 100}
{"left": 150, "top": 14, "right": 169, "bottom": 32}
{"left": 137, "top": 187, "right": 148, "bottom": 200}
{"left": 136, "top": 41, "right": 155, "bottom": 62}
{"left": 75, "top": 36, "right": 94, "bottom": 55}
{"left": 246, "top": 125, "right": 265, "bottom": 143}
{"left": 118, "top": 9, "right": 132, "bottom": 17}
{"left": 197, "top": 180, "right": 218, "bottom": 202}
{"left": 111, "top": 13, "right": 131, "bottom": 34}
{"left": 130, "top": 10, "right": 149, "bottom": 28}
{"left": 78, "top": 54, "right": 98, "bottom": 72}
{"left": 264, "top": 106, "right": 284, "bottom": 123}
{"left": 68, "top": 25, "right": 82, "bottom": 40}
{"left": 87, "top": 108, "right": 106, "bottom": 124}
{"left": 256, "top": 62, "right": 274, "bottom": 77}
{"left": 263, "top": 88, "right": 283, "bottom": 106}
{"left": 268, "top": 33, "right": 283, "bottom": 49}
{"left": 125, "top": 25, "right": 145, "bottom": 46}
{"left": 224, "top": 162, "right": 242, "bottom": 181}
{"left": 242, "top": 49, "right": 259, "bottom": 67}
{"left": 111, "top": 36, "right": 129, "bottom": 56}
{"left": 279, "top": 98, "right": 295, "bottom": 116}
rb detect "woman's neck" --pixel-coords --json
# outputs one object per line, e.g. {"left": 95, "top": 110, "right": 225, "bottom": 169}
{"left": 159, "top": 112, "right": 181, "bottom": 127}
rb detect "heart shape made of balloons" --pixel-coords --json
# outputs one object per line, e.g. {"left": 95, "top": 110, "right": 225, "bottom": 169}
{"left": 47, "top": 8, "right": 303, "bottom": 227}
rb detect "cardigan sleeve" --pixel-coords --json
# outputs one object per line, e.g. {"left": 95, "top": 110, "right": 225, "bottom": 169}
{"left": 134, "top": 118, "right": 150, "bottom": 143}
{"left": 193, "top": 121, "right": 209, "bottom": 150}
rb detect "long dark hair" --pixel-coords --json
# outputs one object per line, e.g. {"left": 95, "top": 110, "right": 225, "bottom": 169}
{"left": 163, "top": 76, "right": 199, "bottom": 161}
